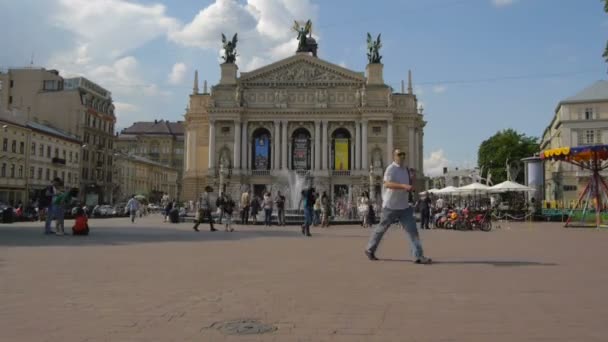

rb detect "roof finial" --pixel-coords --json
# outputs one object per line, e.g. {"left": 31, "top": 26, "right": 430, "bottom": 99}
{"left": 408, "top": 70, "right": 413, "bottom": 95}
{"left": 193, "top": 70, "right": 199, "bottom": 94}
{"left": 203, "top": 80, "right": 208, "bottom": 94}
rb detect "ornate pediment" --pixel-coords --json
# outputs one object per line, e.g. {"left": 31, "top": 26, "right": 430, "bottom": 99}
{"left": 240, "top": 54, "right": 364, "bottom": 86}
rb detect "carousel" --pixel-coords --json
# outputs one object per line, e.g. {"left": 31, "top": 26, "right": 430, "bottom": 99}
{"left": 541, "top": 144, "right": 608, "bottom": 228}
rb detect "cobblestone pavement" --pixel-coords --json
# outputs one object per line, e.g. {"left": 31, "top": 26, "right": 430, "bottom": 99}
{"left": 1, "top": 216, "right": 607, "bottom": 341}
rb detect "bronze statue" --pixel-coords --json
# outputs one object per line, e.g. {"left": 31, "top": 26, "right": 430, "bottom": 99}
{"left": 221, "top": 33, "right": 238, "bottom": 64}
{"left": 366, "top": 33, "right": 382, "bottom": 64}
{"left": 292, "top": 20, "right": 318, "bottom": 57}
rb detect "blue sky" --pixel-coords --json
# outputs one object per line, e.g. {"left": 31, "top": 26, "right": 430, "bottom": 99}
{"left": 1, "top": 0, "right": 606, "bottom": 175}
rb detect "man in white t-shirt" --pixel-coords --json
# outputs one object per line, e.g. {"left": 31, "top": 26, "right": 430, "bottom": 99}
{"left": 365, "top": 148, "right": 432, "bottom": 264}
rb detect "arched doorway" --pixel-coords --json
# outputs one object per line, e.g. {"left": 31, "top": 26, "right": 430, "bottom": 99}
{"left": 251, "top": 128, "right": 271, "bottom": 170}
{"left": 331, "top": 128, "right": 351, "bottom": 171}
{"left": 291, "top": 128, "right": 311, "bottom": 170}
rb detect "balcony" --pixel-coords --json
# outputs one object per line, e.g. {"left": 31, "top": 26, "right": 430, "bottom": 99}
{"left": 332, "top": 170, "right": 351, "bottom": 177}
{"left": 52, "top": 157, "right": 66, "bottom": 165}
{"left": 214, "top": 167, "right": 233, "bottom": 177}
{"left": 250, "top": 170, "right": 270, "bottom": 176}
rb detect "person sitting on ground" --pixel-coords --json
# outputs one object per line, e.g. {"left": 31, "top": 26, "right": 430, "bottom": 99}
{"left": 72, "top": 207, "right": 89, "bottom": 235}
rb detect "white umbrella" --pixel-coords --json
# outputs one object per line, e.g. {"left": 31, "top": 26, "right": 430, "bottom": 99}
{"left": 420, "top": 188, "right": 440, "bottom": 195}
{"left": 435, "top": 186, "right": 458, "bottom": 194}
{"left": 489, "top": 181, "right": 535, "bottom": 193}
{"left": 456, "top": 182, "right": 490, "bottom": 193}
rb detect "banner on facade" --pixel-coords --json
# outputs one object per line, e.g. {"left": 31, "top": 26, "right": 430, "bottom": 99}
{"left": 334, "top": 139, "right": 349, "bottom": 170}
{"left": 293, "top": 136, "right": 309, "bottom": 170}
{"left": 254, "top": 136, "right": 269, "bottom": 170}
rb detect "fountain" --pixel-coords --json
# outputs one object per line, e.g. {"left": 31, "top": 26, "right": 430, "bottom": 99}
{"left": 286, "top": 171, "right": 308, "bottom": 209}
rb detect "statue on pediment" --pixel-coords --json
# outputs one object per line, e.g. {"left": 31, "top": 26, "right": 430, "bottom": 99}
{"left": 292, "top": 20, "right": 318, "bottom": 57}
{"left": 221, "top": 33, "right": 238, "bottom": 64}
{"left": 366, "top": 33, "right": 382, "bottom": 64}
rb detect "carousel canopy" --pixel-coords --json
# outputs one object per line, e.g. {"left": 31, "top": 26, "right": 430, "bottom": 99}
{"left": 489, "top": 181, "right": 535, "bottom": 192}
{"left": 541, "top": 144, "right": 608, "bottom": 163}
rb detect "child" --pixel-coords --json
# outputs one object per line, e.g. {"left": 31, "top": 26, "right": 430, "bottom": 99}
{"left": 223, "top": 195, "right": 235, "bottom": 232}
{"left": 72, "top": 207, "right": 89, "bottom": 236}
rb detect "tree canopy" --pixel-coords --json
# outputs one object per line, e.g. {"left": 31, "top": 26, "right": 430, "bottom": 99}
{"left": 603, "top": 1, "right": 608, "bottom": 62}
{"left": 477, "top": 129, "right": 539, "bottom": 184}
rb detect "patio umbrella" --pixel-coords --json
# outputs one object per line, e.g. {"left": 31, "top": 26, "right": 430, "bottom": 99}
{"left": 489, "top": 181, "right": 535, "bottom": 193}
{"left": 435, "top": 186, "right": 458, "bottom": 194}
{"left": 420, "top": 188, "right": 440, "bottom": 195}
{"left": 456, "top": 182, "right": 490, "bottom": 193}
{"left": 134, "top": 194, "right": 146, "bottom": 201}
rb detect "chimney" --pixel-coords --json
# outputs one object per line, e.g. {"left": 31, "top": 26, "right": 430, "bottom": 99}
{"left": 154, "top": 119, "right": 158, "bottom": 124}
{"left": 408, "top": 70, "right": 413, "bottom": 95}
{"left": 193, "top": 70, "right": 199, "bottom": 94}
{"left": 443, "top": 167, "right": 448, "bottom": 175}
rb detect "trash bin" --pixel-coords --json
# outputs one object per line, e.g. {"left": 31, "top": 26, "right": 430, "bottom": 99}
{"left": 169, "top": 208, "right": 179, "bottom": 223}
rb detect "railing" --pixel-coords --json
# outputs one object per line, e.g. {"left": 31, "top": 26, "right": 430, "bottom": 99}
{"left": 214, "top": 167, "right": 234, "bottom": 177}
{"left": 295, "top": 170, "right": 310, "bottom": 177}
{"left": 250, "top": 169, "right": 270, "bottom": 176}
{"left": 331, "top": 170, "right": 351, "bottom": 176}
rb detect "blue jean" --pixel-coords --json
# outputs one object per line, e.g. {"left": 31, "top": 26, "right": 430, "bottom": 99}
{"left": 304, "top": 207, "right": 314, "bottom": 227}
{"left": 44, "top": 205, "right": 54, "bottom": 232}
{"left": 264, "top": 209, "right": 272, "bottom": 226}
{"left": 366, "top": 207, "right": 424, "bottom": 259}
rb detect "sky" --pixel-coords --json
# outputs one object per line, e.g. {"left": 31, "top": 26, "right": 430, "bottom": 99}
{"left": 1, "top": 0, "right": 606, "bottom": 176}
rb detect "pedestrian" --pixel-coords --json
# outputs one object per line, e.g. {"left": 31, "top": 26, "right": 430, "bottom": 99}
{"left": 417, "top": 194, "right": 432, "bottom": 229}
{"left": 358, "top": 191, "right": 370, "bottom": 228}
{"left": 364, "top": 148, "right": 432, "bottom": 264}
{"left": 263, "top": 192, "right": 273, "bottom": 227}
{"left": 223, "top": 194, "right": 235, "bottom": 232}
{"left": 300, "top": 187, "right": 315, "bottom": 236}
{"left": 164, "top": 201, "right": 173, "bottom": 223}
{"left": 216, "top": 193, "right": 226, "bottom": 224}
{"left": 313, "top": 194, "right": 321, "bottom": 226}
{"left": 193, "top": 186, "right": 217, "bottom": 232}
{"left": 126, "top": 195, "right": 140, "bottom": 223}
{"left": 52, "top": 185, "right": 78, "bottom": 236}
{"left": 250, "top": 196, "right": 260, "bottom": 225}
{"left": 320, "top": 191, "right": 330, "bottom": 227}
{"left": 275, "top": 191, "right": 286, "bottom": 226}
{"left": 42, "top": 177, "right": 60, "bottom": 234}
{"left": 240, "top": 190, "right": 250, "bottom": 224}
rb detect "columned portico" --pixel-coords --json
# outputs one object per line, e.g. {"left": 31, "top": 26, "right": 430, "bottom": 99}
{"left": 208, "top": 120, "right": 216, "bottom": 169}
{"left": 361, "top": 120, "right": 368, "bottom": 169}
{"left": 281, "top": 120, "right": 288, "bottom": 170}
{"left": 314, "top": 121, "right": 321, "bottom": 171}
{"left": 241, "top": 121, "right": 248, "bottom": 170}
{"left": 408, "top": 127, "right": 415, "bottom": 167}
{"left": 233, "top": 120, "right": 241, "bottom": 169}
{"left": 386, "top": 120, "right": 393, "bottom": 165}
{"left": 355, "top": 121, "right": 361, "bottom": 170}
{"left": 322, "top": 120, "right": 329, "bottom": 170}
{"left": 274, "top": 121, "right": 281, "bottom": 170}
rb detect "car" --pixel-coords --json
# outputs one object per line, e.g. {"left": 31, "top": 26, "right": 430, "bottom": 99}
{"left": 497, "top": 202, "right": 511, "bottom": 211}
{"left": 97, "top": 205, "right": 116, "bottom": 216}
{"left": 114, "top": 204, "right": 128, "bottom": 217}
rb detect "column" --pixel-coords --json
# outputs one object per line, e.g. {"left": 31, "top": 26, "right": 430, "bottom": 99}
{"left": 408, "top": 127, "right": 415, "bottom": 167}
{"left": 281, "top": 120, "right": 288, "bottom": 170}
{"left": 274, "top": 121, "right": 280, "bottom": 170}
{"left": 322, "top": 120, "right": 329, "bottom": 170}
{"left": 241, "top": 121, "right": 248, "bottom": 170}
{"left": 185, "top": 131, "right": 191, "bottom": 172}
{"left": 208, "top": 120, "right": 216, "bottom": 169}
{"left": 415, "top": 129, "right": 420, "bottom": 172}
{"left": 387, "top": 120, "right": 393, "bottom": 165}
{"left": 361, "top": 120, "right": 368, "bottom": 169}
{"left": 234, "top": 120, "right": 241, "bottom": 169}
{"left": 355, "top": 121, "right": 361, "bottom": 170}
{"left": 314, "top": 121, "right": 321, "bottom": 171}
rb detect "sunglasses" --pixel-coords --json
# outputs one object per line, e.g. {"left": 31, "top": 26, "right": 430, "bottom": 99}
{"left": 396, "top": 152, "right": 406, "bottom": 157}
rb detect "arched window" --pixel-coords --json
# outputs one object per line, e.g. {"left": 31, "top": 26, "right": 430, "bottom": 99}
{"left": 331, "top": 128, "right": 351, "bottom": 171}
{"left": 251, "top": 128, "right": 271, "bottom": 170}
{"left": 291, "top": 128, "right": 311, "bottom": 170}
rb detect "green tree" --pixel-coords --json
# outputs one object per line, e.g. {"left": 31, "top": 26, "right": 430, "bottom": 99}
{"left": 477, "top": 129, "right": 539, "bottom": 184}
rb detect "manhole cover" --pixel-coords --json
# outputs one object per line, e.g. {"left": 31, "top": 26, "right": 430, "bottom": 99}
{"left": 212, "top": 319, "right": 277, "bottom": 335}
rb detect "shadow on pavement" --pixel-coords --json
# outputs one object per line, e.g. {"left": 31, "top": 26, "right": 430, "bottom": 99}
{"left": 380, "top": 259, "right": 558, "bottom": 267}
{"left": 0, "top": 224, "right": 301, "bottom": 247}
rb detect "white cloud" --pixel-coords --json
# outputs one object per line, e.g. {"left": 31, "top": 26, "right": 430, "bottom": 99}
{"left": 432, "top": 85, "right": 447, "bottom": 94}
{"left": 114, "top": 102, "right": 138, "bottom": 113}
{"left": 424, "top": 149, "right": 450, "bottom": 177}
{"left": 170, "top": 0, "right": 319, "bottom": 71}
{"left": 168, "top": 63, "right": 187, "bottom": 85}
{"left": 492, "top": 0, "right": 516, "bottom": 7}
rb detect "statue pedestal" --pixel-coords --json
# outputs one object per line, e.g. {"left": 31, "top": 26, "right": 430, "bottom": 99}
{"left": 366, "top": 63, "right": 384, "bottom": 85}
{"left": 220, "top": 63, "right": 238, "bottom": 85}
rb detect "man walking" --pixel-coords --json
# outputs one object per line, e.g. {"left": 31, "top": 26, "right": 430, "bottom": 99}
{"left": 275, "top": 191, "right": 286, "bottom": 226}
{"left": 417, "top": 194, "right": 432, "bottom": 229}
{"left": 240, "top": 190, "right": 250, "bottom": 225}
{"left": 193, "top": 186, "right": 217, "bottom": 232}
{"left": 42, "top": 177, "right": 60, "bottom": 234}
{"left": 300, "top": 187, "right": 315, "bottom": 237}
{"left": 126, "top": 195, "right": 140, "bottom": 223}
{"left": 365, "top": 148, "right": 432, "bottom": 264}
